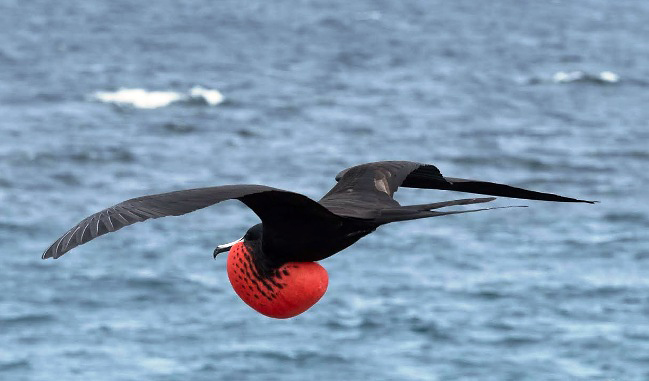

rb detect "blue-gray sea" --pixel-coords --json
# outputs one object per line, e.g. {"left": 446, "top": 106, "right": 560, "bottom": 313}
{"left": 1, "top": 1, "right": 648, "bottom": 380}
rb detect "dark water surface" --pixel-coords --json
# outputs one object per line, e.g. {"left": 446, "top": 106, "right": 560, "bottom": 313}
{"left": 1, "top": 1, "right": 648, "bottom": 380}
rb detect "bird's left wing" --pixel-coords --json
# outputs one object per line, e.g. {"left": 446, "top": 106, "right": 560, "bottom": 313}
{"left": 42, "top": 185, "right": 339, "bottom": 259}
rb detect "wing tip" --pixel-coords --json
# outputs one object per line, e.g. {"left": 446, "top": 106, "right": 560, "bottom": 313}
{"left": 556, "top": 198, "right": 598, "bottom": 204}
{"left": 41, "top": 246, "right": 62, "bottom": 260}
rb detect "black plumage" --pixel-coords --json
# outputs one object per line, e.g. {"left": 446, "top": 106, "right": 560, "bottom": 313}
{"left": 42, "top": 161, "right": 594, "bottom": 266}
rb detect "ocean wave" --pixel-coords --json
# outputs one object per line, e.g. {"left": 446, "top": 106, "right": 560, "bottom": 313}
{"left": 212, "top": 345, "right": 349, "bottom": 364}
{"left": 0, "top": 358, "right": 30, "bottom": 371}
{"left": 552, "top": 70, "right": 619, "bottom": 84}
{"left": 525, "top": 70, "right": 621, "bottom": 85}
{"left": 92, "top": 86, "right": 224, "bottom": 109}
{"left": 138, "top": 356, "right": 185, "bottom": 375}
{"left": 82, "top": 319, "right": 146, "bottom": 333}
{"left": 12, "top": 146, "right": 137, "bottom": 165}
{"left": 0, "top": 313, "right": 55, "bottom": 325}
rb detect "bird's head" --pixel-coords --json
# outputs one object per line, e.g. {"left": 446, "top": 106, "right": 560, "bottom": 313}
{"left": 213, "top": 223, "right": 263, "bottom": 259}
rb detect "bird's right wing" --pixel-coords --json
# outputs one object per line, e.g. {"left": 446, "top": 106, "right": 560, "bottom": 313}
{"left": 42, "top": 185, "right": 339, "bottom": 259}
{"left": 320, "top": 161, "right": 594, "bottom": 219}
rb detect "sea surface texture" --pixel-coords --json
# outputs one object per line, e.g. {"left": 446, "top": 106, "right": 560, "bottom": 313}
{"left": 1, "top": 1, "right": 648, "bottom": 380}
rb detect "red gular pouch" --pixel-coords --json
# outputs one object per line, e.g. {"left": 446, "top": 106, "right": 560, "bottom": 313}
{"left": 226, "top": 242, "right": 328, "bottom": 319}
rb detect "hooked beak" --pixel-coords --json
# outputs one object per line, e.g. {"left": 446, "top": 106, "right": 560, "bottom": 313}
{"left": 213, "top": 237, "right": 243, "bottom": 259}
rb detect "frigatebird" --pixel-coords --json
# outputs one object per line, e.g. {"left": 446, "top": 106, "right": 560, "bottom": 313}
{"left": 42, "top": 161, "right": 594, "bottom": 318}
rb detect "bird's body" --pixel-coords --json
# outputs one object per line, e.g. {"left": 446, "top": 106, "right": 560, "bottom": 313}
{"left": 43, "top": 161, "right": 594, "bottom": 318}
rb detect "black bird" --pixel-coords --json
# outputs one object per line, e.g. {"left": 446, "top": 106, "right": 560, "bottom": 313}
{"left": 43, "top": 161, "right": 594, "bottom": 318}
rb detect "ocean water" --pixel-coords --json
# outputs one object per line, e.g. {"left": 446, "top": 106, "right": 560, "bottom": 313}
{"left": 1, "top": 1, "right": 648, "bottom": 380}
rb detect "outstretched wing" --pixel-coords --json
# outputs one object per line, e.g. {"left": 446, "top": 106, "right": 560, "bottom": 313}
{"left": 43, "top": 185, "right": 339, "bottom": 259}
{"left": 320, "top": 161, "right": 594, "bottom": 219}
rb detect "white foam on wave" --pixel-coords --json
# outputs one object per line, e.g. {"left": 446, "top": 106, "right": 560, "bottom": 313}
{"left": 598, "top": 70, "right": 620, "bottom": 83}
{"left": 189, "top": 86, "right": 224, "bottom": 106}
{"left": 93, "top": 87, "right": 224, "bottom": 109}
{"left": 93, "top": 89, "right": 183, "bottom": 109}
{"left": 552, "top": 70, "right": 619, "bottom": 84}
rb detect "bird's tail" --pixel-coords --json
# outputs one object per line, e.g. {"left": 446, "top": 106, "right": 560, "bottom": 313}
{"left": 375, "top": 197, "right": 526, "bottom": 224}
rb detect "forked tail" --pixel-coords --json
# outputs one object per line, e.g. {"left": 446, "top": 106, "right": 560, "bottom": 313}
{"left": 375, "top": 197, "right": 526, "bottom": 224}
